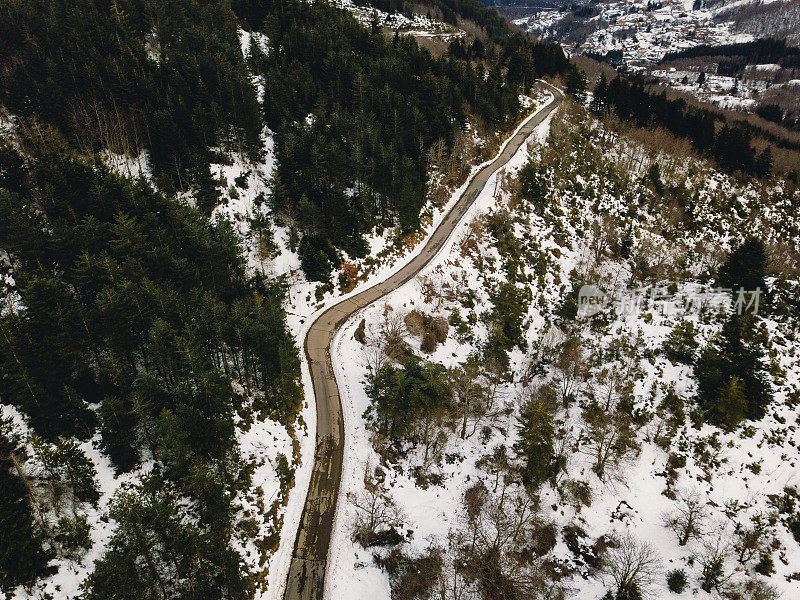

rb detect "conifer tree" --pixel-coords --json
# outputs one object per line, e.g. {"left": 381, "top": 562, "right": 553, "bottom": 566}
{"left": 0, "top": 426, "right": 54, "bottom": 592}
{"left": 514, "top": 387, "right": 557, "bottom": 486}
{"left": 718, "top": 237, "right": 768, "bottom": 297}
{"left": 696, "top": 315, "right": 771, "bottom": 428}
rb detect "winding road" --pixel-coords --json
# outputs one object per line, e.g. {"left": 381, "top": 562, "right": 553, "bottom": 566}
{"left": 283, "top": 83, "right": 563, "bottom": 600}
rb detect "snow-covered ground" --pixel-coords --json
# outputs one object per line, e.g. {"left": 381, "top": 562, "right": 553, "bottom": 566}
{"left": 204, "top": 85, "right": 555, "bottom": 599}
{"left": 516, "top": 0, "right": 753, "bottom": 66}
{"left": 331, "top": 0, "right": 464, "bottom": 40}
{"left": 325, "top": 105, "right": 558, "bottom": 600}
{"left": 320, "top": 99, "right": 800, "bottom": 599}
{"left": 516, "top": 0, "right": 800, "bottom": 117}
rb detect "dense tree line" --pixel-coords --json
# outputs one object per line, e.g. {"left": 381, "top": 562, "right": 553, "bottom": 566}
{"left": 0, "top": 0, "right": 261, "bottom": 202}
{"left": 0, "top": 134, "right": 301, "bottom": 594}
{"left": 592, "top": 75, "right": 774, "bottom": 177}
{"left": 661, "top": 38, "right": 800, "bottom": 70}
{"left": 239, "top": 0, "right": 568, "bottom": 280}
{"left": 755, "top": 101, "right": 800, "bottom": 133}
{"left": 1, "top": 0, "right": 570, "bottom": 283}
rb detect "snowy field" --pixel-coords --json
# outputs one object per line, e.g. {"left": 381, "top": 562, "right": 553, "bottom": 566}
{"left": 320, "top": 100, "right": 800, "bottom": 599}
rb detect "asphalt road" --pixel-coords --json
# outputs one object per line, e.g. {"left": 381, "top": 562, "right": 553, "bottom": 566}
{"left": 283, "top": 83, "right": 563, "bottom": 600}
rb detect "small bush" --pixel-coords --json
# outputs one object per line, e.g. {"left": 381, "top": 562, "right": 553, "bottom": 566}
{"left": 564, "top": 479, "right": 592, "bottom": 508}
{"left": 431, "top": 316, "right": 448, "bottom": 343}
{"left": 420, "top": 331, "right": 437, "bottom": 354}
{"left": 357, "top": 526, "right": 405, "bottom": 548}
{"left": 663, "top": 320, "right": 698, "bottom": 365}
{"left": 377, "top": 547, "right": 443, "bottom": 600}
{"left": 531, "top": 520, "right": 558, "bottom": 556}
{"left": 666, "top": 569, "right": 687, "bottom": 593}
{"left": 354, "top": 318, "right": 367, "bottom": 344}
{"left": 55, "top": 515, "right": 92, "bottom": 555}
{"left": 754, "top": 553, "right": 775, "bottom": 576}
{"left": 403, "top": 310, "right": 426, "bottom": 337}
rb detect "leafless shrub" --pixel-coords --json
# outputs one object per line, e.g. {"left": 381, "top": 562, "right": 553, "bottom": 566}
{"left": 725, "top": 577, "right": 781, "bottom": 600}
{"left": 404, "top": 309, "right": 449, "bottom": 354}
{"left": 436, "top": 540, "right": 478, "bottom": 600}
{"left": 591, "top": 366, "right": 636, "bottom": 413}
{"left": 430, "top": 316, "right": 448, "bottom": 343}
{"left": 381, "top": 546, "right": 444, "bottom": 600}
{"left": 363, "top": 341, "right": 387, "bottom": 375}
{"left": 420, "top": 331, "right": 437, "bottom": 354}
{"left": 561, "top": 479, "right": 592, "bottom": 511}
{"left": 380, "top": 308, "right": 415, "bottom": 363}
{"left": 459, "top": 483, "right": 564, "bottom": 600}
{"left": 765, "top": 239, "right": 800, "bottom": 278}
{"left": 601, "top": 535, "right": 661, "bottom": 599}
{"left": 631, "top": 235, "right": 673, "bottom": 284}
{"left": 404, "top": 309, "right": 427, "bottom": 337}
{"left": 349, "top": 465, "right": 404, "bottom": 548}
{"left": 695, "top": 238, "right": 727, "bottom": 278}
{"left": 589, "top": 215, "right": 620, "bottom": 264}
{"left": 733, "top": 514, "right": 771, "bottom": 565}
{"left": 354, "top": 318, "right": 367, "bottom": 344}
{"left": 554, "top": 337, "right": 586, "bottom": 405}
{"left": 419, "top": 275, "right": 443, "bottom": 306}
{"left": 662, "top": 491, "right": 709, "bottom": 547}
{"left": 530, "top": 324, "right": 567, "bottom": 369}
{"left": 580, "top": 403, "right": 639, "bottom": 481}
{"left": 698, "top": 529, "right": 733, "bottom": 593}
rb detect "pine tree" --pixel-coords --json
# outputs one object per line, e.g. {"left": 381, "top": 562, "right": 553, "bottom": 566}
{"left": 0, "top": 426, "right": 54, "bottom": 591}
{"left": 696, "top": 315, "right": 771, "bottom": 428}
{"left": 591, "top": 74, "right": 608, "bottom": 115}
{"left": 718, "top": 237, "right": 768, "bottom": 296}
{"left": 514, "top": 387, "right": 557, "bottom": 486}
{"left": 755, "top": 147, "right": 773, "bottom": 178}
{"left": 83, "top": 476, "right": 252, "bottom": 600}
{"left": 565, "top": 67, "right": 587, "bottom": 102}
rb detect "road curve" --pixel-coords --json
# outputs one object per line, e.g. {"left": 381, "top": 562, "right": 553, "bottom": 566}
{"left": 283, "top": 83, "right": 563, "bottom": 600}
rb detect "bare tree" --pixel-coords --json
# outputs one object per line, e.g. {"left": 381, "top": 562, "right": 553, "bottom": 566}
{"left": 733, "top": 513, "right": 771, "bottom": 565}
{"left": 589, "top": 215, "right": 621, "bottom": 264}
{"left": 379, "top": 306, "right": 413, "bottom": 363}
{"left": 362, "top": 341, "right": 387, "bottom": 376}
{"left": 417, "top": 423, "right": 447, "bottom": 474}
{"left": 554, "top": 337, "right": 585, "bottom": 405}
{"left": 459, "top": 482, "right": 563, "bottom": 600}
{"left": 662, "top": 492, "right": 709, "bottom": 546}
{"left": 580, "top": 404, "right": 639, "bottom": 480}
{"left": 450, "top": 359, "right": 496, "bottom": 439}
{"left": 550, "top": 423, "right": 572, "bottom": 488}
{"left": 349, "top": 464, "right": 403, "bottom": 548}
{"left": 601, "top": 535, "right": 661, "bottom": 599}
{"left": 476, "top": 445, "right": 511, "bottom": 494}
{"left": 698, "top": 529, "right": 732, "bottom": 593}
{"left": 436, "top": 536, "right": 478, "bottom": 600}
{"left": 528, "top": 323, "right": 567, "bottom": 372}
{"left": 591, "top": 366, "right": 636, "bottom": 412}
